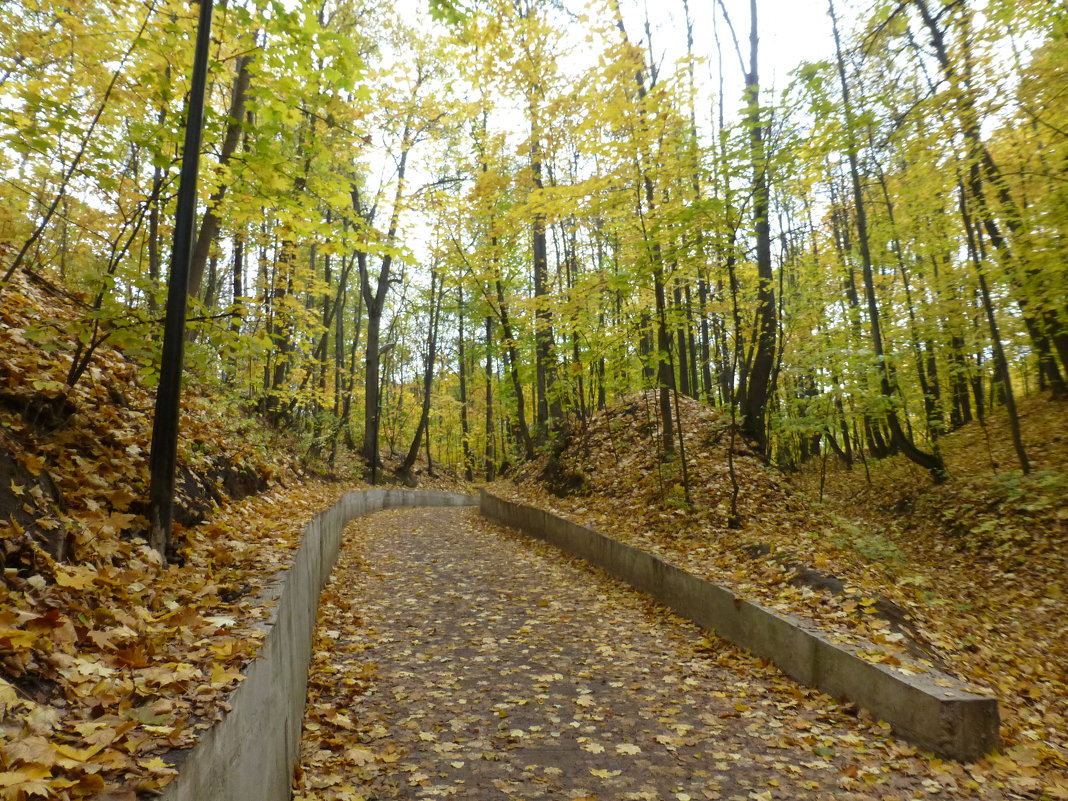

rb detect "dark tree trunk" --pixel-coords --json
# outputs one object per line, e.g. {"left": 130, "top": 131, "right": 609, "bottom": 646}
{"left": 674, "top": 282, "right": 691, "bottom": 397}
{"left": 400, "top": 270, "right": 443, "bottom": 475}
{"left": 531, "top": 135, "right": 558, "bottom": 437}
{"left": 495, "top": 273, "right": 535, "bottom": 460}
{"left": 457, "top": 282, "right": 474, "bottom": 481}
{"left": 484, "top": 315, "right": 496, "bottom": 481}
{"left": 697, "top": 274, "right": 714, "bottom": 401}
{"left": 738, "top": 0, "right": 777, "bottom": 455}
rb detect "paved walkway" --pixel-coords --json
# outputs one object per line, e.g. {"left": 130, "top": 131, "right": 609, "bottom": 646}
{"left": 295, "top": 507, "right": 980, "bottom": 801}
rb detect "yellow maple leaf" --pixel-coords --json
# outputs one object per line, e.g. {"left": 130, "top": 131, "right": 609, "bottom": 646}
{"left": 344, "top": 747, "right": 375, "bottom": 766}
{"left": 140, "top": 756, "right": 178, "bottom": 775}
{"left": 590, "top": 768, "right": 621, "bottom": 778}
{"left": 2, "top": 736, "right": 56, "bottom": 767}
{"left": 54, "top": 566, "right": 97, "bottom": 590}
{"left": 0, "top": 628, "right": 36, "bottom": 648}
{"left": 54, "top": 741, "right": 106, "bottom": 763}
{"left": 0, "top": 763, "right": 51, "bottom": 787}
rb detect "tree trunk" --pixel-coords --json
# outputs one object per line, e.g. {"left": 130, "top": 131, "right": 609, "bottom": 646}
{"left": 674, "top": 281, "right": 691, "bottom": 397}
{"left": 531, "top": 133, "right": 559, "bottom": 437}
{"left": 400, "top": 270, "right": 442, "bottom": 475}
{"left": 697, "top": 273, "right": 714, "bottom": 401}
{"left": 612, "top": 2, "right": 675, "bottom": 453}
{"left": 494, "top": 270, "right": 535, "bottom": 459}
{"left": 484, "top": 315, "right": 496, "bottom": 480}
{"left": 457, "top": 282, "right": 474, "bottom": 481}
{"left": 739, "top": 0, "right": 777, "bottom": 455}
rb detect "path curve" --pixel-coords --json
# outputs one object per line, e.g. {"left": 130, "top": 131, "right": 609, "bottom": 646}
{"left": 295, "top": 507, "right": 997, "bottom": 801}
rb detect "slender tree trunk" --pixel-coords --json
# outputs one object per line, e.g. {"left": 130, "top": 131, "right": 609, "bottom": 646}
{"left": 739, "top": 0, "right": 777, "bottom": 455}
{"left": 639, "top": 311, "right": 655, "bottom": 381}
{"left": 531, "top": 134, "right": 559, "bottom": 437}
{"left": 947, "top": 335, "right": 973, "bottom": 429}
{"left": 494, "top": 270, "right": 535, "bottom": 460}
{"left": 146, "top": 93, "right": 166, "bottom": 314}
{"left": 331, "top": 283, "right": 363, "bottom": 462}
{"left": 357, "top": 191, "right": 406, "bottom": 462}
{"left": 674, "top": 281, "right": 691, "bottom": 397}
{"left": 484, "top": 315, "right": 496, "bottom": 481}
{"left": 654, "top": 260, "right": 675, "bottom": 454}
{"left": 685, "top": 282, "right": 699, "bottom": 399}
{"left": 612, "top": 1, "right": 674, "bottom": 451}
{"left": 400, "top": 270, "right": 442, "bottom": 475}
{"left": 457, "top": 282, "right": 474, "bottom": 481}
{"left": 188, "top": 53, "right": 252, "bottom": 299}
{"left": 563, "top": 224, "right": 587, "bottom": 423}
{"left": 425, "top": 414, "right": 434, "bottom": 476}
{"left": 697, "top": 273, "right": 714, "bottom": 401}
{"left": 309, "top": 246, "right": 331, "bottom": 457}
{"left": 266, "top": 244, "right": 295, "bottom": 423}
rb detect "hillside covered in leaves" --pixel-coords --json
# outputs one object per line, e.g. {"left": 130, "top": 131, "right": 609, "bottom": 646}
{"left": 497, "top": 390, "right": 1067, "bottom": 798}
{"left": 0, "top": 272, "right": 367, "bottom": 797}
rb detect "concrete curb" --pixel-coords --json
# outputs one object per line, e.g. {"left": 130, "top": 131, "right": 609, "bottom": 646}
{"left": 479, "top": 490, "right": 999, "bottom": 761}
{"left": 159, "top": 489, "right": 478, "bottom": 801}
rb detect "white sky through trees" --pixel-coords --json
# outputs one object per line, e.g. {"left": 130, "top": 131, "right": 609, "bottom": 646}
{"left": 377, "top": 0, "right": 840, "bottom": 277}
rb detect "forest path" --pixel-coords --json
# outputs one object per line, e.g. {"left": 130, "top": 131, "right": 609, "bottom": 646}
{"left": 294, "top": 507, "right": 965, "bottom": 801}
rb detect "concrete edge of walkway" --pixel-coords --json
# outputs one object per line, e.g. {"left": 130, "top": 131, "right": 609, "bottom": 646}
{"left": 478, "top": 490, "right": 1000, "bottom": 762}
{"left": 158, "top": 489, "right": 478, "bottom": 801}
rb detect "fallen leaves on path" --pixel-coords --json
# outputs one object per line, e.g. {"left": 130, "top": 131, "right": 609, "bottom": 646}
{"left": 496, "top": 391, "right": 1067, "bottom": 797}
{"left": 295, "top": 506, "right": 1019, "bottom": 801}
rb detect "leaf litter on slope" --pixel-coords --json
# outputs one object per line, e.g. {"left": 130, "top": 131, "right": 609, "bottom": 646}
{"left": 495, "top": 390, "right": 1067, "bottom": 799}
{"left": 0, "top": 273, "right": 369, "bottom": 799}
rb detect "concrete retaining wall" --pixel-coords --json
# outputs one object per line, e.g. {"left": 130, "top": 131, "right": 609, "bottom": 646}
{"left": 159, "top": 489, "right": 477, "bottom": 801}
{"left": 479, "top": 490, "right": 999, "bottom": 761}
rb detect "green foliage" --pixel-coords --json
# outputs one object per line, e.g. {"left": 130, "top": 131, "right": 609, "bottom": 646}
{"left": 990, "top": 470, "right": 1068, "bottom": 515}
{"left": 428, "top": 0, "right": 470, "bottom": 24}
{"left": 831, "top": 521, "right": 905, "bottom": 568}
{"left": 0, "top": 0, "right": 1064, "bottom": 479}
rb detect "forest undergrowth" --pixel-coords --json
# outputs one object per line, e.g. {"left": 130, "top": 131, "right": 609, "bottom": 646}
{"left": 497, "top": 390, "right": 1067, "bottom": 799}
